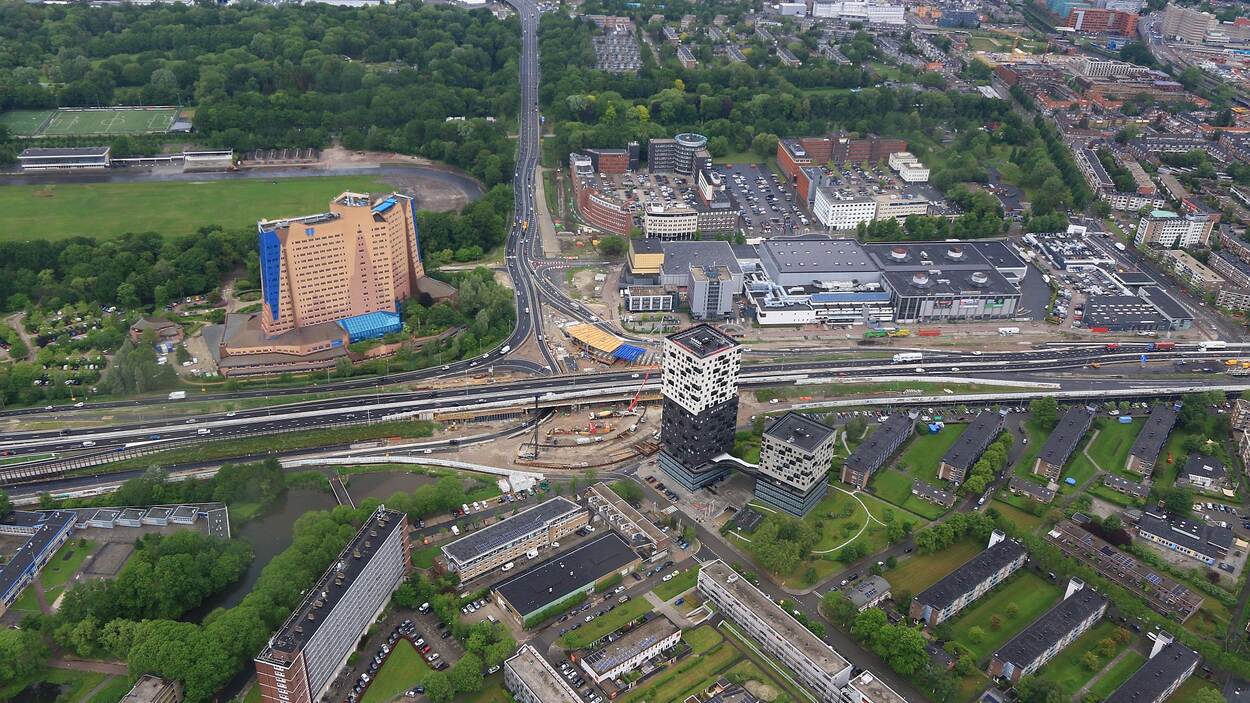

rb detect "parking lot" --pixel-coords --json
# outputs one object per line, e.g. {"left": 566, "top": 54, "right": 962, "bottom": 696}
{"left": 714, "top": 163, "right": 808, "bottom": 236}
{"left": 332, "top": 605, "right": 464, "bottom": 703}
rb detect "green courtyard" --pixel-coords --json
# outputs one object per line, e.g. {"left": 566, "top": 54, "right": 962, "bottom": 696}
{"left": 361, "top": 640, "right": 431, "bottom": 703}
{"left": 870, "top": 424, "right": 966, "bottom": 519}
{"left": 1034, "top": 620, "right": 1133, "bottom": 698}
{"left": 885, "top": 539, "right": 983, "bottom": 597}
{"left": 948, "top": 571, "right": 1062, "bottom": 661}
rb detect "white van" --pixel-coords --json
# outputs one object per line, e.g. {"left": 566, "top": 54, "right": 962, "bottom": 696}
{"left": 197, "top": 428, "right": 211, "bottom": 435}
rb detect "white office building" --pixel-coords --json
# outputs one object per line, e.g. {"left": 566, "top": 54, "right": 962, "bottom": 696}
{"left": 813, "top": 188, "right": 878, "bottom": 231}
{"left": 644, "top": 203, "right": 700, "bottom": 240}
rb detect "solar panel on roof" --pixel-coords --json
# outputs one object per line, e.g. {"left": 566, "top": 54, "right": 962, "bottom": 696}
{"left": 1146, "top": 573, "right": 1162, "bottom": 585}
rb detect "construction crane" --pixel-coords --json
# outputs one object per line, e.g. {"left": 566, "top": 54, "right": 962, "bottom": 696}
{"left": 627, "top": 369, "right": 653, "bottom": 415}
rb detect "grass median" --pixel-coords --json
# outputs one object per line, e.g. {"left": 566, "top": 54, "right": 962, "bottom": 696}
{"left": 75, "top": 420, "right": 436, "bottom": 474}
{"left": 559, "top": 598, "right": 652, "bottom": 650}
{"left": 653, "top": 566, "right": 700, "bottom": 602}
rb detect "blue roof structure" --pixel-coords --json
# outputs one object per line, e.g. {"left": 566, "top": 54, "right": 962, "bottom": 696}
{"left": 338, "top": 310, "right": 402, "bottom": 342}
{"left": 258, "top": 230, "right": 282, "bottom": 321}
{"left": 810, "top": 291, "right": 891, "bottom": 303}
{"left": 612, "top": 344, "right": 647, "bottom": 363}
{"left": 372, "top": 197, "right": 397, "bottom": 214}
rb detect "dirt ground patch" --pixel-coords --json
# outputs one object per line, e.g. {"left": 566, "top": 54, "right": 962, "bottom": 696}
{"left": 84, "top": 542, "right": 133, "bottom": 578}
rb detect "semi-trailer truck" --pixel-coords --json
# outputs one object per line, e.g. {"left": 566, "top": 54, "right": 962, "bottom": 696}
{"left": 892, "top": 352, "right": 924, "bottom": 363}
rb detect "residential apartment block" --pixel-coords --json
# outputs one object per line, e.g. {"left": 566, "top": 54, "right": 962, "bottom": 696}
{"left": 440, "top": 497, "right": 587, "bottom": 581}
{"left": 698, "top": 560, "right": 853, "bottom": 701}
{"left": 1047, "top": 520, "right": 1202, "bottom": 622}
{"left": 1163, "top": 249, "right": 1225, "bottom": 292}
{"left": 1210, "top": 249, "right": 1250, "bottom": 289}
{"left": 841, "top": 415, "right": 913, "bottom": 489}
{"left": 988, "top": 579, "right": 1107, "bottom": 684}
{"left": 841, "top": 671, "right": 907, "bottom": 703}
{"left": 937, "top": 411, "right": 1005, "bottom": 482}
{"left": 504, "top": 645, "right": 582, "bottom": 703}
{"left": 910, "top": 531, "right": 1027, "bottom": 627}
{"left": 1134, "top": 209, "right": 1215, "bottom": 248}
{"left": 659, "top": 325, "right": 743, "bottom": 490}
{"left": 755, "top": 412, "right": 838, "bottom": 517}
{"left": 254, "top": 508, "right": 410, "bottom": 703}
{"left": 1126, "top": 404, "right": 1178, "bottom": 475}
{"left": 1104, "top": 632, "right": 1199, "bottom": 703}
{"left": 576, "top": 615, "right": 681, "bottom": 684}
{"left": 1033, "top": 406, "right": 1093, "bottom": 481}
{"left": 0, "top": 510, "right": 76, "bottom": 618}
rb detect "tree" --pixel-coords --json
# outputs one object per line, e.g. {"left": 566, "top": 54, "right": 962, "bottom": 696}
{"left": 421, "top": 671, "right": 454, "bottom": 703}
{"left": 449, "top": 652, "right": 484, "bottom": 695}
{"left": 967, "top": 626, "right": 985, "bottom": 644}
{"left": 0, "top": 489, "right": 11, "bottom": 522}
{"left": 989, "top": 614, "right": 1002, "bottom": 631}
{"left": 751, "top": 132, "right": 779, "bottom": 160}
{"left": 597, "top": 236, "right": 627, "bottom": 258}
{"left": 1081, "top": 651, "right": 1101, "bottom": 671}
{"left": 1016, "top": 676, "right": 1065, "bottom": 703}
{"left": 1005, "top": 602, "right": 1019, "bottom": 619}
{"left": 1030, "top": 397, "right": 1059, "bottom": 429}
{"left": 0, "top": 629, "right": 48, "bottom": 686}
{"left": 609, "top": 481, "right": 642, "bottom": 505}
{"left": 1189, "top": 690, "right": 1226, "bottom": 703}
{"left": 823, "top": 591, "right": 859, "bottom": 628}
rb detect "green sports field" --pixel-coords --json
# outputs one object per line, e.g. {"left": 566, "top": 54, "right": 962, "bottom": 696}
{"left": 0, "top": 109, "right": 55, "bottom": 137}
{"left": 0, "top": 176, "right": 397, "bottom": 241}
{"left": 0, "top": 107, "right": 178, "bottom": 137}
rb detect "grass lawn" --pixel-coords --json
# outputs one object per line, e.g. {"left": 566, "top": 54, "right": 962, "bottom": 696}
{"left": 42, "top": 539, "right": 96, "bottom": 590}
{"left": 453, "top": 673, "right": 510, "bottom": 703}
{"left": 412, "top": 544, "right": 440, "bottom": 569}
{"left": 1165, "top": 675, "right": 1222, "bottom": 702}
{"left": 869, "top": 424, "right": 965, "bottom": 519}
{"left": 988, "top": 500, "right": 1046, "bottom": 534}
{"left": 1185, "top": 598, "right": 1231, "bottom": 639}
{"left": 682, "top": 624, "right": 723, "bottom": 655}
{"left": 719, "top": 622, "right": 815, "bottom": 703}
{"left": 1011, "top": 419, "right": 1048, "bottom": 479}
{"left": 712, "top": 151, "right": 763, "bottom": 164}
{"left": 949, "top": 571, "right": 1062, "bottom": 662}
{"left": 886, "top": 540, "right": 982, "bottom": 597}
{"left": 1035, "top": 620, "right": 1130, "bottom": 698}
{"left": 89, "top": 676, "right": 137, "bottom": 703}
{"left": 896, "top": 424, "right": 966, "bottom": 482}
{"left": 1089, "top": 651, "right": 1146, "bottom": 699}
{"left": 617, "top": 640, "right": 738, "bottom": 703}
{"left": 0, "top": 667, "right": 107, "bottom": 703}
{"left": 0, "top": 176, "right": 397, "bottom": 242}
{"left": 560, "top": 598, "right": 652, "bottom": 650}
{"left": 1085, "top": 420, "right": 1140, "bottom": 473}
{"left": 653, "top": 566, "right": 701, "bottom": 601}
{"left": 361, "top": 640, "right": 431, "bottom": 703}
{"left": 0, "top": 109, "right": 55, "bottom": 136}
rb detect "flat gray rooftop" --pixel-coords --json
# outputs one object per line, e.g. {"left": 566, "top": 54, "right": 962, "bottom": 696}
{"left": 763, "top": 412, "right": 835, "bottom": 454}
{"left": 442, "top": 497, "right": 581, "bottom": 565}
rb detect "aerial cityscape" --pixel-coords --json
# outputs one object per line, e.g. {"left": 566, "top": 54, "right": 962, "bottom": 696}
{"left": 4, "top": 0, "right": 1250, "bottom": 702}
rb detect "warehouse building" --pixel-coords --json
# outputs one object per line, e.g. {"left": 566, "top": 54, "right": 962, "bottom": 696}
{"left": 1136, "top": 511, "right": 1232, "bottom": 566}
{"left": 988, "top": 579, "right": 1107, "bottom": 684}
{"left": 698, "top": 560, "right": 853, "bottom": 700}
{"left": 910, "top": 531, "right": 1027, "bottom": 627}
{"left": 254, "top": 508, "right": 410, "bottom": 703}
{"left": 1033, "top": 407, "right": 1094, "bottom": 481}
{"left": 1126, "top": 404, "right": 1178, "bottom": 475}
{"left": 493, "top": 532, "right": 640, "bottom": 627}
{"left": 841, "top": 415, "right": 914, "bottom": 489}
{"left": 938, "top": 411, "right": 1006, "bottom": 483}
{"left": 441, "top": 497, "right": 587, "bottom": 581}
{"left": 504, "top": 644, "right": 582, "bottom": 703}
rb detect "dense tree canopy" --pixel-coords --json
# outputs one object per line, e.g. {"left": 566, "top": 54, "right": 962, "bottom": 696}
{"left": 0, "top": 1, "right": 518, "bottom": 184}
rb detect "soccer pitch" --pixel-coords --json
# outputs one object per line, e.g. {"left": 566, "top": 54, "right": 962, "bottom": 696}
{"left": 40, "top": 107, "right": 178, "bottom": 136}
{"left": 0, "top": 107, "right": 178, "bottom": 137}
{"left": 0, "top": 110, "right": 55, "bottom": 137}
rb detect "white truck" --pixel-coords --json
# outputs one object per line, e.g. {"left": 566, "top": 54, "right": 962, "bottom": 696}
{"left": 500, "top": 345, "right": 511, "bottom": 354}
{"left": 998, "top": 327, "right": 1020, "bottom": 336}
{"left": 892, "top": 352, "right": 924, "bottom": 364}
{"left": 168, "top": 391, "right": 186, "bottom": 400}
{"left": 1114, "top": 242, "right": 1127, "bottom": 252}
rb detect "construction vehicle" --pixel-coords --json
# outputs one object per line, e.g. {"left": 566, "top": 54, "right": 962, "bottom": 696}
{"left": 887, "top": 328, "right": 911, "bottom": 337}
{"left": 1226, "top": 359, "right": 1240, "bottom": 367}
{"left": 863, "top": 329, "right": 888, "bottom": 339}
